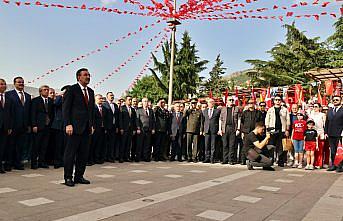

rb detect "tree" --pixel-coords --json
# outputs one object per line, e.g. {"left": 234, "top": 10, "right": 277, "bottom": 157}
{"left": 246, "top": 22, "right": 331, "bottom": 87}
{"left": 128, "top": 75, "right": 166, "bottom": 103}
{"left": 149, "top": 31, "right": 208, "bottom": 100}
{"left": 205, "top": 54, "right": 227, "bottom": 97}
{"left": 326, "top": 16, "right": 343, "bottom": 67}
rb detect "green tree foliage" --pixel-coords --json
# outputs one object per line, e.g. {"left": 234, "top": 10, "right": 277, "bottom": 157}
{"left": 246, "top": 22, "right": 331, "bottom": 87}
{"left": 205, "top": 54, "right": 227, "bottom": 97}
{"left": 128, "top": 75, "right": 166, "bottom": 103}
{"left": 148, "top": 31, "right": 208, "bottom": 100}
{"left": 327, "top": 16, "right": 343, "bottom": 67}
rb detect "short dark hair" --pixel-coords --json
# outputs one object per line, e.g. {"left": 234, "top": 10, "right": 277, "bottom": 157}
{"left": 76, "top": 68, "right": 88, "bottom": 80}
{"left": 13, "top": 76, "right": 24, "bottom": 84}
{"left": 333, "top": 95, "right": 341, "bottom": 100}
{"left": 106, "top": 92, "right": 114, "bottom": 96}
{"left": 126, "top": 95, "right": 132, "bottom": 100}
{"left": 61, "top": 85, "right": 71, "bottom": 91}
{"left": 314, "top": 103, "right": 321, "bottom": 107}
{"left": 259, "top": 102, "right": 266, "bottom": 105}
{"left": 255, "top": 122, "right": 265, "bottom": 129}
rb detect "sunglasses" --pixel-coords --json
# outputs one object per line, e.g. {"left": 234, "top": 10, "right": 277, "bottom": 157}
{"left": 260, "top": 105, "right": 266, "bottom": 107}
{"left": 333, "top": 99, "right": 340, "bottom": 102}
{"left": 314, "top": 106, "right": 319, "bottom": 108}
{"left": 228, "top": 99, "right": 234, "bottom": 101}
{"left": 248, "top": 102, "right": 255, "bottom": 104}
{"left": 274, "top": 99, "right": 281, "bottom": 101}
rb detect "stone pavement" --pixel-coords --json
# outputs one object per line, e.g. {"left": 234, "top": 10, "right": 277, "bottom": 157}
{"left": 0, "top": 162, "right": 342, "bottom": 221}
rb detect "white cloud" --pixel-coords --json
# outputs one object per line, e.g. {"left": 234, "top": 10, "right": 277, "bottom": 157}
{"left": 100, "top": 0, "right": 117, "bottom": 6}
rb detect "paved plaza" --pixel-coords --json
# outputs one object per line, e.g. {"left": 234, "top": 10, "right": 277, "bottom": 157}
{"left": 0, "top": 162, "right": 342, "bottom": 221}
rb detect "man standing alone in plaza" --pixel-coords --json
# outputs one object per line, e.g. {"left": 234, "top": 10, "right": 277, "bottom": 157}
{"left": 63, "top": 68, "right": 95, "bottom": 187}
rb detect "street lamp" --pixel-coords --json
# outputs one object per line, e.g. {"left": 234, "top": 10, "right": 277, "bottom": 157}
{"left": 167, "top": 0, "right": 181, "bottom": 109}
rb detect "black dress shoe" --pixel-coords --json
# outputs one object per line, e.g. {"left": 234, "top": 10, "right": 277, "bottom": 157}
{"left": 14, "top": 165, "right": 24, "bottom": 170}
{"left": 210, "top": 159, "right": 214, "bottom": 164}
{"left": 229, "top": 162, "right": 235, "bottom": 165}
{"left": 188, "top": 159, "right": 193, "bottom": 162}
{"left": 4, "top": 166, "right": 11, "bottom": 172}
{"left": 240, "top": 161, "right": 246, "bottom": 165}
{"left": 203, "top": 159, "right": 210, "bottom": 163}
{"left": 74, "top": 177, "right": 91, "bottom": 184}
{"left": 335, "top": 167, "right": 343, "bottom": 173}
{"left": 31, "top": 164, "right": 38, "bottom": 170}
{"left": 263, "top": 167, "right": 275, "bottom": 171}
{"left": 54, "top": 165, "right": 61, "bottom": 169}
{"left": 119, "top": 159, "right": 124, "bottom": 163}
{"left": 64, "top": 179, "right": 75, "bottom": 187}
{"left": 39, "top": 163, "right": 49, "bottom": 169}
{"left": 247, "top": 161, "right": 254, "bottom": 170}
{"left": 327, "top": 166, "right": 337, "bottom": 171}
{"left": 222, "top": 161, "right": 228, "bottom": 165}
{"left": 0, "top": 167, "right": 5, "bottom": 174}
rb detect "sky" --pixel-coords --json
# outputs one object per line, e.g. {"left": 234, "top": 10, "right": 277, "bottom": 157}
{"left": 0, "top": 0, "right": 341, "bottom": 96}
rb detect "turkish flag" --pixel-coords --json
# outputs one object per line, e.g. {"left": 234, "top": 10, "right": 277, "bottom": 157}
{"left": 325, "top": 80, "right": 334, "bottom": 95}
{"left": 266, "top": 87, "right": 272, "bottom": 108}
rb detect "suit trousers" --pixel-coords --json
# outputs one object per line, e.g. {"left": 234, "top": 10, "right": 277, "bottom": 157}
{"left": 120, "top": 130, "right": 133, "bottom": 161}
{"left": 136, "top": 131, "right": 152, "bottom": 161}
{"left": 52, "top": 129, "right": 65, "bottom": 166}
{"left": 205, "top": 133, "right": 217, "bottom": 161}
{"left": 31, "top": 127, "right": 50, "bottom": 165}
{"left": 92, "top": 128, "right": 105, "bottom": 162}
{"left": 64, "top": 130, "right": 91, "bottom": 180}
{"left": 130, "top": 134, "right": 137, "bottom": 160}
{"left": 186, "top": 133, "right": 199, "bottom": 160}
{"left": 105, "top": 129, "right": 116, "bottom": 161}
{"left": 270, "top": 132, "right": 285, "bottom": 165}
{"left": 7, "top": 130, "right": 27, "bottom": 168}
{"left": 0, "top": 129, "right": 8, "bottom": 166}
{"left": 328, "top": 136, "right": 341, "bottom": 166}
{"left": 171, "top": 131, "right": 182, "bottom": 160}
{"left": 154, "top": 132, "right": 167, "bottom": 160}
{"left": 222, "top": 126, "right": 236, "bottom": 163}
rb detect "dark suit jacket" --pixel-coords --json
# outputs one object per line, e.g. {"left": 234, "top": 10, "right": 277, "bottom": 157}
{"left": 0, "top": 93, "right": 13, "bottom": 131}
{"left": 136, "top": 107, "right": 155, "bottom": 132}
{"left": 202, "top": 108, "right": 221, "bottom": 134}
{"left": 240, "top": 109, "right": 263, "bottom": 134}
{"left": 6, "top": 89, "right": 31, "bottom": 132}
{"left": 184, "top": 108, "right": 203, "bottom": 134}
{"left": 31, "top": 96, "right": 54, "bottom": 130}
{"left": 154, "top": 107, "right": 170, "bottom": 133}
{"left": 51, "top": 95, "right": 63, "bottom": 130}
{"left": 119, "top": 105, "right": 137, "bottom": 132}
{"left": 62, "top": 83, "right": 95, "bottom": 135}
{"left": 102, "top": 101, "right": 119, "bottom": 131}
{"left": 219, "top": 106, "right": 241, "bottom": 133}
{"left": 171, "top": 112, "right": 184, "bottom": 137}
{"left": 325, "top": 107, "right": 343, "bottom": 137}
{"left": 93, "top": 105, "right": 108, "bottom": 131}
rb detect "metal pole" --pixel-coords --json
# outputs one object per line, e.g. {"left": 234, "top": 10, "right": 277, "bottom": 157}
{"left": 167, "top": 0, "right": 177, "bottom": 109}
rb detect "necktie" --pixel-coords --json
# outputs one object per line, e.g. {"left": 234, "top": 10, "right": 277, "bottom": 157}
{"left": 19, "top": 91, "right": 24, "bottom": 106}
{"left": 99, "top": 105, "right": 102, "bottom": 116}
{"left": 128, "top": 106, "right": 131, "bottom": 117}
{"left": 145, "top": 109, "right": 149, "bottom": 116}
{"left": 44, "top": 98, "right": 48, "bottom": 112}
{"left": 0, "top": 94, "right": 3, "bottom": 108}
{"left": 209, "top": 109, "right": 212, "bottom": 118}
{"left": 176, "top": 112, "right": 180, "bottom": 125}
{"left": 83, "top": 88, "right": 88, "bottom": 105}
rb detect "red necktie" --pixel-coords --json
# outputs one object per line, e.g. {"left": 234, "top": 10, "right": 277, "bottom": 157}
{"left": 83, "top": 88, "right": 88, "bottom": 105}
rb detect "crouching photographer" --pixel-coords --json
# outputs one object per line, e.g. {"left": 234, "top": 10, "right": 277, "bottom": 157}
{"left": 244, "top": 122, "right": 275, "bottom": 171}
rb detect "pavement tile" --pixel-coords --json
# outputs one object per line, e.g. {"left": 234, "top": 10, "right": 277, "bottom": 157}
{"left": 21, "top": 173, "right": 44, "bottom": 178}
{"left": 287, "top": 174, "right": 304, "bottom": 177}
{"left": 164, "top": 174, "right": 183, "bottom": 178}
{"left": 196, "top": 210, "right": 234, "bottom": 221}
{"left": 257, "top": 186, "right": 280, "bottom": 192}
{"left": 0, "top": 187, "right": 18, "bottom": 194}
{"left": 188, "top": 170, "right": 206, "bottom": 173}
{"left": 101, "top": 166, "right": 117, "bottom": 169}
{"left": 275, "top": 179, "right": 294, "bottom": 183}
{"left": 129, "top": 170, "right": 148, "bottom": 173}
{"left": 95, "top": 174, "right": 116, "bottom": 178}
{"left": 18, "top": 197, "right": 54, "bottom": 207}
{"left": 85, "top": 187, "right": 112, "bottom": 194}
{"left": 233, "top": 195, "right": 262, "bottom": 203}
{"left": 130, "top": 180, "right": 153, "bottom": 185}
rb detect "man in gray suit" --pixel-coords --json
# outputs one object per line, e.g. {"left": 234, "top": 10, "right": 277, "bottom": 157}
{"left": 202, "top": 98, "right": 221, "bottom": 164}
{"left": 170, "top": 102, "right": 184, "bottom": 161}
{"left": 135, "top": 98, "right": 155, "bottom": 162}
{"left": 219, "top": 96, "right": 241, "bottom": 164}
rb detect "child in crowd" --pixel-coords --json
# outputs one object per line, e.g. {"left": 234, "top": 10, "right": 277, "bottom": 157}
{"left": 291, "top": 112, "right": 307, "bottom": 169}
{"left": 304, "top": 120, "right": 318, "bottom": 170}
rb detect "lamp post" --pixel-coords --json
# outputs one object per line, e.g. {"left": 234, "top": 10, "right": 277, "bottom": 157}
{"left": 167, "top": 0, "right": 181, "bottom": 109}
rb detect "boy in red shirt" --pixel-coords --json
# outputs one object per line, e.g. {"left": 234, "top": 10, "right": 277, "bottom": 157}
{"left": 291, "top": 112, "right": 307, "bottom": 169}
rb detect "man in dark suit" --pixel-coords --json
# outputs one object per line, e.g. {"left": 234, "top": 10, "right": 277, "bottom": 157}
{"left": 62, "top": 68, "right": 95, "bottom": 187}
{"left": 170, "top": 102, "right": 184, "bottom": 162}
{"left": 102, "top": 92, "right": 119, "bottom": 163}
{"left": 5, "top": 76, "right": 31, "bottom": 171}
{"left": 0, "top": 79, "right": 13, "bottom": 173}
{"left": 51, "top": 86, "right": 69, "bottom": 169}
{"left": 184, "top": 98, "right": 203, "bottom": 162}
{"left": 130, "top": 97, "right": 139, "bottom": 161}
{"left": 119, "top": 96, "right": 137, "bottom": 163}
{"left": 31, "top": 85, "right": 54, "bottom": 169}
{"left": 135, "top": 98, "right": 155, "bottom": 162}
{"left": 89, "top": 94, "right": 108, "bottom": 165}
{"left": 325, "top": 95, "right": 343, "bottom": 172}
{"left": 202, "top": 98, "right": 221, "bottom": 164}
{"left": 219, "top": 97, "right": 241, "bottom": 165}
{"left": 154, "top": 99, "right": 171, "bottom": 161}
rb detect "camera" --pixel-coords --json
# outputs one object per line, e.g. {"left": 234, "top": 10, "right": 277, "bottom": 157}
{"left": 266, "top": 127, "right": 279, "bottom": 135}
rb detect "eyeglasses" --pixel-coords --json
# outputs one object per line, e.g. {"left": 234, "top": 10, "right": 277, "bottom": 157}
{"left": 228, "top": 99, "right": 234, "bottom": 101}
{"left": 260, "top": 105, "right": 266, "bottom": 107}
{"left": 314, "top": 106, "right": 319, "bottom": 108}
{"left": 274, "top": 99, "right": 281, "bottom": 101}
{"left": 333, "top": 99, "right": 340, "bottom": 102}
{"left": 248, "top": 102, "right": 254, "bottom": 104}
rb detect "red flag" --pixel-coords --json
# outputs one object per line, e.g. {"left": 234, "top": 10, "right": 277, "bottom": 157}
{"left": 317, "top": 86, "right": 323, "bottom": 105}
{"left": 209, "top": 89, "right": 213, "bottom": 98}
{"left": 235, "top": 87, "right": 239, "bottom": 106}
{"left": 224, "top": 88, "right": 229, "bottom": 105}
{"left": 294, "top": 84, "right": 303, "bottom": 104}
{"left": 325, "top": 80, "right": 334, "bottom": 95}
{"left": 242, "top": 95, "right": 246, "bottom": 107}
{"left": 266, "top": 87, "right": 272, "bottom": 108}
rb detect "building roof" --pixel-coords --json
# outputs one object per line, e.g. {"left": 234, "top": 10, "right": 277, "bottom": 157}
{"left": 305, "top": 68, "right": 343, "bottom": 81}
